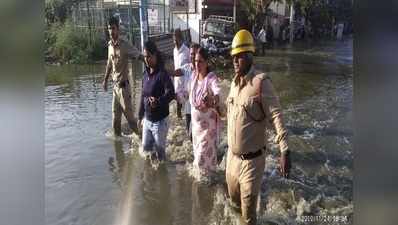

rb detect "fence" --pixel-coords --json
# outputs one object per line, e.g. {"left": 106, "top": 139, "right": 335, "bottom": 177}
{"left": 71, "top": 0, "right": 192, "bottom": 57}
{"left": 71, "top": 0, "right": 172, "bottom": 45}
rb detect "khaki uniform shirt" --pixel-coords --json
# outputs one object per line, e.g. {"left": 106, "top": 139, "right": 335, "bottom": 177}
{"left": 106, "top": 39, "right": 141, "bottom": 85}
{"left": 227, "top": 66, "right": 288, "bottom": 155}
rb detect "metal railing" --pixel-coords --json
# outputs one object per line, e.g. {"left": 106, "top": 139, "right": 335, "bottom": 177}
{"left": 207, "top": 15, "right": 234, "bottom": 23}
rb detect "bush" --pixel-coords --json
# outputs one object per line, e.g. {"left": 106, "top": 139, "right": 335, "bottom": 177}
{"left": 54, "top": 21, "right": 87, "bottom": 63}
{"left": 46, "top": 20, "right": 107, "bottom": 64}
{"left": 89, "top": 33, "right": 107, "bottom": 61}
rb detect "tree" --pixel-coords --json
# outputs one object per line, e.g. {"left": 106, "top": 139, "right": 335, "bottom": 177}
{"left": 291, "top": 0, "right": 352, "bottom": 38}
{"left": 238, "top": 0, "right": 352, "bottom": 38}
{"left": 45, "top": 0, "right": 82, "bottom": 25}
{"left": 239, "top": 0, "right": 282, "bottom": 31}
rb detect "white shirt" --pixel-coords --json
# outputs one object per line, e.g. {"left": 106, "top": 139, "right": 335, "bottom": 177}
{"left": 257, "top": 29, "right": 267, "bottom": 43}
{"left": 173, "top": 44, "right": 190, "bottom": 93}
{"left": 177, "top": 63, "right": 194, "bottom": 114}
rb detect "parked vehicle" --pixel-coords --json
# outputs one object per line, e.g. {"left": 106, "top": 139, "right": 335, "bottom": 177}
{"left": 200, "top": 15, "right": 236, "bottom": 57}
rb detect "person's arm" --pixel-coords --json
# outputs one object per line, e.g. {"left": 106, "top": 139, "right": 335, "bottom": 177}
{"left": 205, "top": 74, "right": 221, "bottom": 108}
{"left": 172, "top": 68, "right": 184, "bottom": 77}
{"left": 180, "top": 47, "right": 190, "bottom": 68}
{"left": 158, "top": 71, "right": 176, "bottom": 106}
{"left": 184, "top": 67, "right": 193, "bottom": 100}
{"left": 261, "top": 77, "right": 291, "bottom": 178}
{"left": 256, "top": 30, "right": 262, "bottom": 39}
{"left": 102, "top": 51, "right": 112, "bottom": 92}
{"left": 174, "top": 65, "right": 188, "bottom": 103}
{"left": 138, "top": 76, "right": 145, "bottom": 121}
{"left": 261, "top": 78, "right": 288, "bottom": 152}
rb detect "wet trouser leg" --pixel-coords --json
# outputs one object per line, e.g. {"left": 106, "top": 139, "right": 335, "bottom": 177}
{"left": 226, "top": 151, "right": 242, "bottom": 212}
{"left": 142, "top": 118, "right": 154, "bottom": 151}
{"left": 177, "top": 102, "right": 182, "bottom": 118}
{"left": 118, "top": 85, "right": 138, "bottom": 134}
{"left": 152, "top": 117, "right": 169, "bottom": 160}
{"left": 142, "top": 117, "right": 169, "bottom": 161}
{"left": 226, "top": 150, "right": 265, "bottom": 225}
{"left": 185, "top": 113, "right": 192, "bottom": 140}
{"left": 112, "top": 88, "right": 122, "bottom": 136}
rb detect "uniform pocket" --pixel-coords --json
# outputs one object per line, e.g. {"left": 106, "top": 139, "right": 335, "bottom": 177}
{"left": 241, "top": 95, "right": 266, "bottom": 122}
{"left": 227, "top": 97, "right": 234, "bottom": 116}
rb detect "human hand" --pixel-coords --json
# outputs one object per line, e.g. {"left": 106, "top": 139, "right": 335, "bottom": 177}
{"left": 174, "top": 69, "right": 183, "bottom": 77}
{"left": 148, "top": 97, "right": 158, "bottom": 108}
{"left": 102, "top": 80, "right": 108, "bottom": 92}
{"left": 183, "top": 91, "right": 189, "bottom": 99}
{"left": 279, "top": 150, "right": 291, "bottom": 179}
{"left": 203, "top": 93, "right": 216, "bottom": 108}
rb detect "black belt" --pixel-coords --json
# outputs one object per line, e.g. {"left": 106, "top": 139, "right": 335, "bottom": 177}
{"left": 239, "top": 147, "right": 265, "bottom": 160}
{"left": 117, "top": 80, "right": 129, "bottom": 88}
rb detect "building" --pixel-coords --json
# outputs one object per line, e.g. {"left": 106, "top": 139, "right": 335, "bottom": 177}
{"left": 71, "top": 0, "right": 241, "bottom": 51}
{"left": 170, "top": 0, "right": 236, "bottom": 43}
{"left": 265, "top": 0, "right": 290, "bottom": 40}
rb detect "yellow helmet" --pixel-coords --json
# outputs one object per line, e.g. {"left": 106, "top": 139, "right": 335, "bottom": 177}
{"left": 230, "top": 29, "right": 255, "bottom": 56}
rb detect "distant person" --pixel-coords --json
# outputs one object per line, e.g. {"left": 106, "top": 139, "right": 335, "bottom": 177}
{"left": 266, "top": 24, "right": 274, "bottom": 48}
{"left": 102, "top": 16, "right": 142, "bottom": 136}
{"left": 138, "top": 40, "right": 175, "bottom": 161}
{"left": 172, "top": 43, "right": 201, "bottom": 140}
{"left": 256, "top": 25, "right": 267, "bottom": 55}
{"left": 190, "top": 47, "right": 222, "bottom": 178}
{"left": 173, "top": 28, "right": 190, "bottom": 119}
{"left": 226, "top": 29, "right": 292, "bottom": 225}
{"left": 282, "top": 27, "right": 287, "bottom": 43}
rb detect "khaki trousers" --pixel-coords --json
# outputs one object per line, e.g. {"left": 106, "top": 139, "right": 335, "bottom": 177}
{"left": 225, "top": 150, "right": 265, "bottom": 225}
{"left": 112, "top": 85, "right": 138, "bottom": 136}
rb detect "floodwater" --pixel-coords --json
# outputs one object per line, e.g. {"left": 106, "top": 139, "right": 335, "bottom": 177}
{"left": 45, "top": 39, "right": 353, "bottom": 225}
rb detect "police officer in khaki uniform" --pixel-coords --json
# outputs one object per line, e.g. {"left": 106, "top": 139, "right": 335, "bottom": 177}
{"left": 226, "top": 29, "right": 292, "bottom": 225}
{"left": 102, "top": 17, "right": 142, "bottom": 136}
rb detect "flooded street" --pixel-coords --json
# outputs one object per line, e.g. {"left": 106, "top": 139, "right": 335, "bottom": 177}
{"left": 45, "top": 39, "right": 353, "bottom": 225}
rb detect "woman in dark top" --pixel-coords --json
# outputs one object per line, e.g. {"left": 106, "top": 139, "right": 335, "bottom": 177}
{"left": 138, "top": 40, "right": 175, "bottom": 161}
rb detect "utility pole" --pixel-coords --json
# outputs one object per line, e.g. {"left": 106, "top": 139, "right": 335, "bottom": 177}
{"left": 233, "top": 0, "right": 236, "bottom": 23}
{"left": 163, "top": 0, "right": 166, "bottom": 33}
{"left": 186, "top": 9, "right": 189, "bottom": 30}
{"left": 128, "top": 0, "right": 133, "bottom": 43}
{"left": 86, "top": 0, "right": 92, "bottom": 48}
{"left": 139, "top": 0, "right": 149, "bottom": 51}
{"left": 289, "top": 2, "right": 294, "bottom": 44}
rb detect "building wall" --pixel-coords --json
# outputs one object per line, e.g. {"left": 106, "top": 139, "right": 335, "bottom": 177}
{"left": 267, "top": 0, "right": 289, "bottom": 39}
{"left": 170, "top": 0, "right": 202, "bottom": 43}
{"left": 268, "top": 1, "right": 288, "bottom": 17}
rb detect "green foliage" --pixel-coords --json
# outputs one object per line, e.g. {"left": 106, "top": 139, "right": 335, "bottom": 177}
{"left": 295, "top": 0, "right": 352, "bottom": 23}
{"left": 45, "top": 0, "right": 107, "bottom": 64}
{"left": 90, "top": 33, "right": 107, "bottom": 61}
{"left": 46, "top": 20, "right": 106, "bottom": 64}
{"left": 240, "top": 0, "right": 256, "bottom": 22}
{"left": 53, "top": 21, "right": 88, "bottom": 63}
{"left": 45, "top": 0, "right": 82, "bottom": 25}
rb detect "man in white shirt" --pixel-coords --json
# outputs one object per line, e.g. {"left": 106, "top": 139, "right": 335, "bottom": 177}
{"left": 173, "top": 43, "right": 200, "bottom": 140}
{"left": 257, "top": 25, "right": 267, "bottom": 55}
{"left": 173, "top": 28, "right": 190, "bottom": 119}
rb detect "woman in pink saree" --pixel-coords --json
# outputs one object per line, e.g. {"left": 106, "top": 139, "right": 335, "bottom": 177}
{"left": 190, "top": 48, "right": 222, "bottom": 176}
